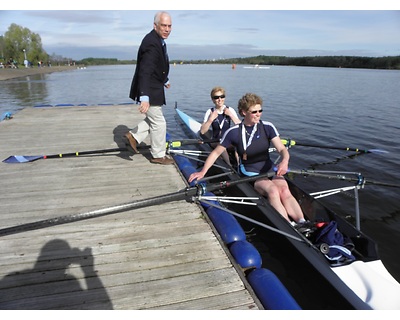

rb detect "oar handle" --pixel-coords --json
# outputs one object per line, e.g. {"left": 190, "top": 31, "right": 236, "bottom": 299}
{"left": 205, "top": 171, "right": 276, "bottom": 193}
{"left": 167, "top": 138, "right": 219, "bottom": 148}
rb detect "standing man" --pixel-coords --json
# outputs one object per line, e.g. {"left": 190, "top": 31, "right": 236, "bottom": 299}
{"left": 125, "top": 11, "right": 174, "bottom": 165}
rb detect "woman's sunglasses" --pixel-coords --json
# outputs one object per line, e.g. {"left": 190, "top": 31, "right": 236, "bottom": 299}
{"left": 212, "top": 95, "right": 225, "bottom": 100}
{"left": 249, "top": 109, "right": 263, "bottom": 114}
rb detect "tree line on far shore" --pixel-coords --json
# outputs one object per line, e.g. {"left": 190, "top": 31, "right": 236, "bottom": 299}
{"left": 77, "top": 55, "right": 400, "bottom": 70}
{"left": 195, "top": 55, "right": 400, "bottom": 70}
{"left": 1, "top": 23, "right": 399, "bottom": 70}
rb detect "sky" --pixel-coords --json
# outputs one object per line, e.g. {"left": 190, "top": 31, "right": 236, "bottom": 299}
{"left": 1, "top": 1, "right": 399, "bottom": 61}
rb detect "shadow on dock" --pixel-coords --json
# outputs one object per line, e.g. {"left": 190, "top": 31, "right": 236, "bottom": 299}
{"left": 0, "top": 239, "right": 113, "bottom": 309}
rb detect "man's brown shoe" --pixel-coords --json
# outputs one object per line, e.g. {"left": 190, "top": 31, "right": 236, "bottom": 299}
{"left": 124, "top": 132, "right": 139, "bottom": 153}
{"left": 150, "top": 156, "right": 174, "bottom": 165}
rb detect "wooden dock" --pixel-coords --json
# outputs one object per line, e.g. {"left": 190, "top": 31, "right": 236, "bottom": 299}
{"left": 0, "top": 105, "right": 261, "bottom": 310}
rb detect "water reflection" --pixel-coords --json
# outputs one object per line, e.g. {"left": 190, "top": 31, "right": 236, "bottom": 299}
{"left": 1, "top": 73, "right": 49, "bottom": 108}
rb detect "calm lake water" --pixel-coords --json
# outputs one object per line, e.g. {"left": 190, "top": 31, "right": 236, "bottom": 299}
{"left": 1, "top": 64, "right": 400, "bottom": 282}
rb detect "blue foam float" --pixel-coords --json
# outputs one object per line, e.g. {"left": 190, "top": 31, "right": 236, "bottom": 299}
{"left": 206, "top": 206, "right": 246, "bottom": 244}
{"left": 247, "top": 268, "right": 301, "bottom": 310}
{"left": 229, "top": 240, "right": 262, "bottom": 269}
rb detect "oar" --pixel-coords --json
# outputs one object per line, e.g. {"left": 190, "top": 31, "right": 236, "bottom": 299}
{"left": 2, "top": 147, "right": 128, "bottom": 163}
{"left": 308, "top": 152, "right": 367, "bottom": 168}
{"left": 0, "top": 189, "right": 195, "bottom": 237}
{"left": 2, "top": 138, "right": 220, "bottom": 164}
{"left": 281, "top": 139, "right": 388, "bottom": 154}
{"left": 0, "top": 171, "right": 276, "bottom": 237}
{"left": 288, "top": 169, "right": 400, "bottom": 188}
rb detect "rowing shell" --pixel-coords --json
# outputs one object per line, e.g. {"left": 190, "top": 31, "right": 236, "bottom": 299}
{"left": 173, "top": 105, "right": 400, "bottom": 310}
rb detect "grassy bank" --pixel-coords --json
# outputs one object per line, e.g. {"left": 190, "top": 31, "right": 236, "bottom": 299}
{"left": 0, "top": 65, "right": 78, "bottom": 81}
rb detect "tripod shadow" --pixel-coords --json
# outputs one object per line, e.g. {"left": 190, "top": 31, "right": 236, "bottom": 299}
{"left": 0, "top": 239, "right": 113, "bottom": 310}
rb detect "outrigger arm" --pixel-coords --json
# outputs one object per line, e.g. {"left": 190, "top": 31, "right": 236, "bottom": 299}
{"left": 291, "top": 170, "right": 366, "bottom": 231}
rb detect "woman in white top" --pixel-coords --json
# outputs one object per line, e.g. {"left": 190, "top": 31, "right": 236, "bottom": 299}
{"left": 200, "top": 87, "right": 241, "bottom": 165}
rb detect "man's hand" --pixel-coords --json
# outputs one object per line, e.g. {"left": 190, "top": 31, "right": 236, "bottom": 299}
{"left": 139, "top": 101, "right": 150, "bottom": 113}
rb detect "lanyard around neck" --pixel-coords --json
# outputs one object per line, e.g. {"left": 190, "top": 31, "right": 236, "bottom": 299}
{"left": 215, "top": 106, "right": 226, "bottom": 130}
{"left": 241, "top": 123, "right": 258, "bottom": 152}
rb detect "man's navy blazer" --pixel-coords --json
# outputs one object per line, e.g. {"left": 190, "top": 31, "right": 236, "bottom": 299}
{"left": 129, "top": 29, "right": 170, "bottom": 106}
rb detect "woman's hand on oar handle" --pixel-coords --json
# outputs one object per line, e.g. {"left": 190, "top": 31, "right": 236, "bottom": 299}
{"left": 274, "top": 159, "right": 289, "bottom": 177}
{"left": 273, "top": 163, "right": 290, "bottom": 177}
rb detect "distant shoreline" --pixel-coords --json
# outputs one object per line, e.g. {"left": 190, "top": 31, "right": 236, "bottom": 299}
{"left": 0, "top": 66, "right": 78, "bottom": 81}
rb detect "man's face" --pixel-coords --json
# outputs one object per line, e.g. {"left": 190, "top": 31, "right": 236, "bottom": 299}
{"left": 154, "top": 14, "right": 172, "bottom": 39}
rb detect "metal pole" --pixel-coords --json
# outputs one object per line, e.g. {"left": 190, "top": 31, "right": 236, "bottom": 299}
{"left": 23, "top": 49, "right": 28, "bottom": 67}
{"left": 354, "top": 187, "right": 360, "bottom": 231}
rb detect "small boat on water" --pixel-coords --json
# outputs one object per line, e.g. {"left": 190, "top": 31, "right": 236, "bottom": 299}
{"left": 243, "top": 64, "right": 270, "bottom": 69}
{"left": 171, "top": 106, "right": 400, "bottom": 310}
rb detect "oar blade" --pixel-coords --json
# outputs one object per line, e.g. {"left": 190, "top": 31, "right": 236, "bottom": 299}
{"left": 368, "top": 149, "right": 389, "bottom": 154}
{"left": 2, "top": 155, "right": 44, "bottom": 163}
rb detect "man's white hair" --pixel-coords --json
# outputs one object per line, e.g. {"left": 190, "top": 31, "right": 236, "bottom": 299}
{"left": 154, "top": 11, "right": 171, "bottom": 24}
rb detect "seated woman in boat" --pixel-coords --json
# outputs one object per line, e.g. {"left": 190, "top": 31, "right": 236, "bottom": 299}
{"left": 189, "top": 92, "right": 306, "bottom": 224}
{"left": 199, "top": 86, "right": 241, "bottom": 165}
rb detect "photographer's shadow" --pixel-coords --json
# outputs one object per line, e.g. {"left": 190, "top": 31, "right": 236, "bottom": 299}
{"left": 0, "top": 239, "right": 113, "bottom": 309}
